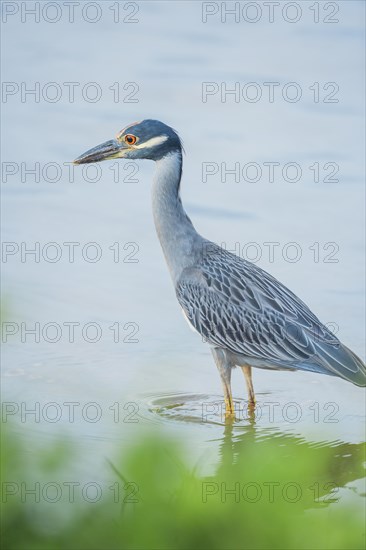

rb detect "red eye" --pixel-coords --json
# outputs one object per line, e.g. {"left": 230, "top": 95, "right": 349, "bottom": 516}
{"left": 125, "top": 134, "right": 137, "bottom": 145}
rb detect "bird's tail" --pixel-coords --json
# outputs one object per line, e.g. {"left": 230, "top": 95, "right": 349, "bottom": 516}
{"left": 305, "top": 341, "right": 366, "bottom": 386}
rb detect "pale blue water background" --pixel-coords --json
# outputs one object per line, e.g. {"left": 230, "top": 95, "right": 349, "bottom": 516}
{"left": 1, "top": 0, "right": 365, "bottom": 499}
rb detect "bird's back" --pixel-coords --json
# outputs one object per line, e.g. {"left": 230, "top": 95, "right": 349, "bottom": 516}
{"left": 176, "top": 241, "right": 366, "bottom": 386}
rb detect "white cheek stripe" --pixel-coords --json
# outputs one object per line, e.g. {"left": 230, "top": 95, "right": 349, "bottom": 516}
{"left": 135, "top": 135, "right": 168, "bottom": 149}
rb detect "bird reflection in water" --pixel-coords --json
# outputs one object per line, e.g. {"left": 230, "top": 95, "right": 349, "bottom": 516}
{"left": 211, "top": 418, "right": 365, "bottom": 510}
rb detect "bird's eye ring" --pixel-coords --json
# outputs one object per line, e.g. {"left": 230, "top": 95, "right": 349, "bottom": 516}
{"left": 125, "top": 134, "right": 137, "bottom": 145}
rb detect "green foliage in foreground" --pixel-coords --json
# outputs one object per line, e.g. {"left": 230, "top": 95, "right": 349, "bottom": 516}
{"left": 1, "top": 423, "right": 365, "bottom": 550}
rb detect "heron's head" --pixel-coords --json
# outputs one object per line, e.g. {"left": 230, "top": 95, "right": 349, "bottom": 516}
{"left": 73, "top": 119, "right": 182, "bottom": 164}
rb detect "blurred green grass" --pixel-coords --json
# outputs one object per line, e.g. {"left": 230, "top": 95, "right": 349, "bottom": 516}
{"left": 1, "top": 422, "right": 365, "bottom": 550}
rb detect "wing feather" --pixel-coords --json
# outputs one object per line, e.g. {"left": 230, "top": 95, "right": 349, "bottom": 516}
{"left": 176, "top": 243, "right": 365, "bottom": 384}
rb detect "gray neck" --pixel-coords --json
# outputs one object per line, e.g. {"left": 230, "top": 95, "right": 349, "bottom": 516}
{"left": 152, "top": 151, "right": 200, "bottom": 281}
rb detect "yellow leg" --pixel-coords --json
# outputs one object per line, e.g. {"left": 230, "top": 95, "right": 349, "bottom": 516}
{"left": 211, "top": 348, "right": 235, "bottom": 417}
{"left": 223, "top": 385, "right": 235, "bottom": 417}
{"left": 241, "top": 366, "right": 256, "bottom": 406}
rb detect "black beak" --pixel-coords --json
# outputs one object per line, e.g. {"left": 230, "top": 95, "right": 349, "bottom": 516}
{"left": 73, "top": 139, "right": 126, "bottom": 164}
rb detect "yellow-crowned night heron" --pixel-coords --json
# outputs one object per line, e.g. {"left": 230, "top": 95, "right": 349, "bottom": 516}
{"left": 74, "top": 120, "right": 366, "bottom": 415}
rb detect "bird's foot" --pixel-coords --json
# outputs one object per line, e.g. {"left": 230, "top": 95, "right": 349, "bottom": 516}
{"left": 248, "top": 397, "right": 256, "bottom": 409}
{"left": 224, "top": 398, "right": 235, "bottom": 418}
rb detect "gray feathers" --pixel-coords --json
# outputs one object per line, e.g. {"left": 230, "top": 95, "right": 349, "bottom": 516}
{"left": 176, "top": 242, "right": 366, "bottom": 386}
